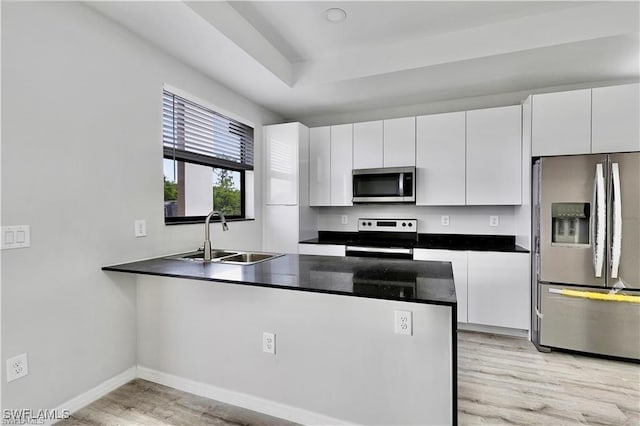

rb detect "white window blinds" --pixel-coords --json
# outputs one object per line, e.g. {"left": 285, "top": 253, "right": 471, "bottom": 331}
{"left": 162, "top": 89, "right": 254, "bottom": 170}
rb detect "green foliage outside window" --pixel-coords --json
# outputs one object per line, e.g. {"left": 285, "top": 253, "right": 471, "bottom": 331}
{"left": 213, "top": 169, "right": 241, "bottom": 216}
{"left": 164, "top": 177, "right": 178, "bottom": 201}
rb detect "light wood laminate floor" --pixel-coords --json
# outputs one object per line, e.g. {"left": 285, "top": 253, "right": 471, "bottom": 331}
{"left": 458, "top": 331, "right": 639, "bottom": 425}
{"left": 60, "top": 331, "right": 639, "bottom": 425}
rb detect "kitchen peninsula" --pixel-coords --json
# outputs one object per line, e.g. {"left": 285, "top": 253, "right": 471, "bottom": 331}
{"left": 104, "top": 253, "right": 457, "bottom": 425}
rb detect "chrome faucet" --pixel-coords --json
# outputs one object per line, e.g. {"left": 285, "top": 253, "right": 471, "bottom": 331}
{"left": 203, "top": 210, "right": 229, "bottom": 261}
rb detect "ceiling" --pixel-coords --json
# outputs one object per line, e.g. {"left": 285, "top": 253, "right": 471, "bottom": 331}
{"left": 88, "top": 1, "right": 640, "bottom": 121}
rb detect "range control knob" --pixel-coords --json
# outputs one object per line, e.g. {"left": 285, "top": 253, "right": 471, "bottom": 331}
{"left": 361, "top": 221, "right": 367, "bottom": 226}
{"left": 368, "top": 222, "right": 372, "bottom": 226}
{"left": 402, "top": 222, "right": 406, "bottom": 227}
{"left": 408, "top": 223, "right": 413, "bottom": 227}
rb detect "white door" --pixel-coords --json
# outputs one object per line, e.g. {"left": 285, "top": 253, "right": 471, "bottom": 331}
{"left": 466, "top": 105, "right": 522, "bottom": 205}
{"left": 383, "top": 117, "right": 415, "bottom": 167}
{"left": 414, "top": 249, "right": 468, "bottom": 323}
{"left": 467, "top": 251, "right": 530, "bottom": 330}
{"left": 592, "top": 84, "right": 640, "bottom": 153}
{"left": 309, "top": 126, "right": 331, "bottom": 206}
{"left": 416, "top": 112, "right": 466, "bottom": 206}
{"left": 330, "top": 124, "right": 353, "bottom": 206}
{"left": 531, "top": 89, "right": 591, "bottom": 156}
{"left": 264, "top": 123, "right": 299, "bottom": 205}
{"left": 353, "top": 121, "right": 383, "bottom": 169}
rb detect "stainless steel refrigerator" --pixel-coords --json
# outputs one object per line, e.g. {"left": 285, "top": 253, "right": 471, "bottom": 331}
{"left": 532, "top": 153, "right": 639, "bottom": 360}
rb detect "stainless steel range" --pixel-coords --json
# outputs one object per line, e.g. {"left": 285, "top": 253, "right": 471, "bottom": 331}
{"left": 345, "top": 218, "right": 418, "bottom": 259}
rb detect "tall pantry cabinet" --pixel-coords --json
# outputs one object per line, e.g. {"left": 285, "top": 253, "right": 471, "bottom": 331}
{"left": 263, "top": 122, "right": 316, "bottom": 253}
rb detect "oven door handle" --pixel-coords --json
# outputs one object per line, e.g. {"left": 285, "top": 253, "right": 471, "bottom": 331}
{"left": 346, "top": 246, "right": 413, "bottom": 255}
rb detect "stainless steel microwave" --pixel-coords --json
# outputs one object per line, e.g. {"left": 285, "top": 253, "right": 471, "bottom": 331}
{"left": 352, "top": 167, "right": 415, "bottom": 203}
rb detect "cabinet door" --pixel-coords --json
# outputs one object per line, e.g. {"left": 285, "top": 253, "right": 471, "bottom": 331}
{"left": 416, "top": 112, "right": 465, "bottom": 206}
{"left": 298, "top": 244, "right": 346, "bottom": 256}
{"left": 592, "top": 84, "right": 640, "bottom": 153}
{"left": 264, "top": 123, "right": 299, "bottom": 205}
{"left": 330, "top": 124, "right": 353, "bottom": 206}
{"left": 264, "top": 205, "right": 299, "bottom": 254}
{"left": 531, "top": 89, "right": 591, "bottom": 156}
{"left": 466, "top": 105, "right": 522, "bottom": 205}
{"left": 383, "top": 117, "right": 415, "bottom": 167}
{"left": 467, "top": 252, "right": 530, "bottom": 330}
{"left": 413, "top": 249, "right": 468, "bottom": 323}
{"left": 309, "top": 126, "right": 331, "bottom": 206}
{"left": 353, "top": 121, "right": 383, "bottom": 169}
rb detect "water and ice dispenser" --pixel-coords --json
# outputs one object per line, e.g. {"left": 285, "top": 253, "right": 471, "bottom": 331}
{"left": 551, "top": 203, "right": 590, "bottom": 245}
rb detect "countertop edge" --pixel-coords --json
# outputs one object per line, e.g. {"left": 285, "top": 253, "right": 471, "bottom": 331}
{"left": 299, "top": 238, "right": 530, "bottom": 253}
{"left": 102, "top": 264, "right": 457, "bottom": 308}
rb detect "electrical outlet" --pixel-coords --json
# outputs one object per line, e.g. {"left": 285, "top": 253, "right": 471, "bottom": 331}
{"left": 441, "top": 216, "right": 450, "bottom": 226}
{"left": 489, "top": 216, "right": 499, "bottom": 227}
{"left": 6, "top": 353, "right": 28, "bottom": 382}
{"left": 263, "top": 332, "right": 276, "bottom": 354}
{"left": 341, "top": 215, "right": 348, "bottom": 225}
{"left": 394, "top": 310, "right": 413, "bottom": 336}
{"left": 134, "top": 219, "right": 147, "bottom": 237}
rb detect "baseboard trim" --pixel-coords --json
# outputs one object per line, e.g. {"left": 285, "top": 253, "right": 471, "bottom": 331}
{"left": 137, "top": 366, "right": 353, "bottom": 426}
{"left": 459, "top": 322, "right": 529, "bottom": 338}
{"left": 49, "top": 366, "right": 137, "bottom": 425}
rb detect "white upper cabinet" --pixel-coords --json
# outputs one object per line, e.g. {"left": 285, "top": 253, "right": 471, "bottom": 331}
{"left": 592, "top": 83, "right": 640, "bottom": 153}
{"left": 330, "top": 124, "right": 354, "bottom": 206}
{"left": 309, "top": 126, "right": 331, "bottom": 206}
{"left": 531, "top": 89, "right": 591, "bottom": 157}
{"left": 353, "top": 121, "right": 383, "bottom": 169}
{"left": 416, "top": 112, "right": 466, "bottom": 206}
{"left": 383, "top": 117, "right": 416, "bottom": 167}
{"left": 466, "top": 105, "right": 522, "bottom": 205}
{"left": 264, "top": 123, "right": 300, "bottom": 205}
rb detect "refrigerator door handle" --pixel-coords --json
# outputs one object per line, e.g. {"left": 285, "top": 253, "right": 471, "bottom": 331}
{"left": 593, "top": 163, "right": 606, "bottom": 278}
{"left": 610, "top": 163, "right": 622, "bottom": 279}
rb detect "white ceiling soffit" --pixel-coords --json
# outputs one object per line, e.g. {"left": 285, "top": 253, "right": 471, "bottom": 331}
{"left": 88, "top": 1, "right": 640, "bottom": 120}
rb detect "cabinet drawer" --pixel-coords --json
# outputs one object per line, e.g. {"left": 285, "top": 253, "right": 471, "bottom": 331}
{"left": 539, "top": 283, "right": 640, "bottom": 359}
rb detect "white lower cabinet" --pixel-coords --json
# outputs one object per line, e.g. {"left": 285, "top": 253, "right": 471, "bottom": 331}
{"left": 298, "top": 243, "right": 346, "bottom": 256}
{"left": 413, "top": 249, "right": 468, "bottom": 323}
{"left": 467, "top": 251, "right": 530, "bottom": 330}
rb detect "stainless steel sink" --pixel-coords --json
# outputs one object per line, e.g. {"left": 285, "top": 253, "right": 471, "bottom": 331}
{"left": 166, "top": 250, "right": 282, "bottom": 265}
{"left": 166, "top": 250, "right": 239, "bottom": 262}
{"left": 219, "top": 252, "right": 283, "bottom": 265}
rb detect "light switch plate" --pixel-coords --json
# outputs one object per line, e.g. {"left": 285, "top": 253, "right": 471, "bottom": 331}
{"left": 1, "top": 225, "right": 31, "bottom": 250}
{"left": 489, "top": 216, "right": 499, "bottom": 227}
{"left": 134, "top": 220, "right": 147, "bottom": 237}
{"left": 341, "top": 215, "right": 348, "bottom": 225}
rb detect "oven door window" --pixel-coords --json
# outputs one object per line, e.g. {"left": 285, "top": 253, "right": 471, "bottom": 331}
{"left": 353, "top": 173, "right": 401, "bottom": 197}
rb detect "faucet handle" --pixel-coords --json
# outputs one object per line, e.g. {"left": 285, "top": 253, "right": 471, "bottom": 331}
{"left": 222, "top": 222, "right": 229, "bottom": 231}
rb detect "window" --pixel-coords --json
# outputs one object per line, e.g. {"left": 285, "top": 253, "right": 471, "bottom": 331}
{"left": 162, "top": 89, "right": 254, "bottom": 223}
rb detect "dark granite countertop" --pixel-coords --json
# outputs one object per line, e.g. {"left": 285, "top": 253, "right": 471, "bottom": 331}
{"left": 103, "top": 254, "right": 456, "bottom": 307}
{"left": 301, "top": 231, "right": 529, "bottom": 253}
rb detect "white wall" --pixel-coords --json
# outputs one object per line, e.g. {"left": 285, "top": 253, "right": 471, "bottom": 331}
{"left": 317, "top": 205, "right": 517, "bottom": 235}
{"left": 137, "top": 275, "right": 453, "bottom": 425}
{"left": 1, "top": 2, "right": 281, "bottom": 411}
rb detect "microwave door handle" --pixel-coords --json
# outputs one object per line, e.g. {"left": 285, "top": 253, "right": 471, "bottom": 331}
{"left": 593, "top": 163, "right": 606, "bottom": 278}
{"left": 398, "top": 173, "right": 404, "bottom": 196}
{"left": 610, "top": 163, "right": 622, "bottom": 279}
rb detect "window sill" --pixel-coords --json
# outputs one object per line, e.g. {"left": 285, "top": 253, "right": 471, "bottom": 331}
{"left": 165, "top": 217, "right": 255, "bottom": 226}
